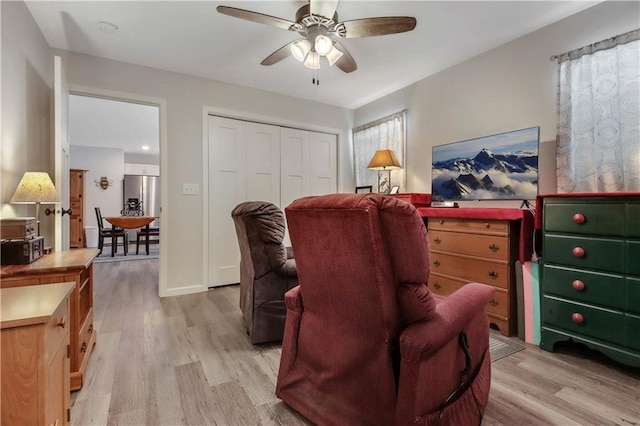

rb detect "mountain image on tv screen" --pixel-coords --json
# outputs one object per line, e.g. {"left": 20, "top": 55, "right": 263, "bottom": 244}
{"left": 431, "top": 126, "right": 539, "bottom": 201}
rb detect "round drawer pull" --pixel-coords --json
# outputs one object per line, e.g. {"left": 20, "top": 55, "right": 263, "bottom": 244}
{"left": 434, "top": 237, "right": 442, "bottom": 244}
{"left": 572, "top": 280, "right": 585, "bottom": 291}
{"left": 571, "top": 313, "right": 584, "bottom": 324}
{"left": 56, "top": 316, "right": 66, "bottom": 328}
{"left": 433, "top": 282, "right": 441, "bottom": 290}
{"left": 572, "top": 246, "right": 585, "bottom": 258}
{"left": 485, "top": 222, "right": 490, "bottom": 228}
{"left": 439, "top": 220, "right": 444, "bottom": 225}
{"left": 572, "top": 213, "right": 586, "bottom": 224}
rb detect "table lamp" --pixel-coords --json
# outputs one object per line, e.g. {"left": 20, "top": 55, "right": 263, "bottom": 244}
{"left": 367, "top": 149, "right": 402, "bottom": 193}
{"left": 10, "top": 172, "right": 60, "bottom": 236}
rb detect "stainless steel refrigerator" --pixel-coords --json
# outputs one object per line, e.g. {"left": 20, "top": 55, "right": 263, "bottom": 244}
{"left": 122, "top": 175, "right": 160, "bottom": 239}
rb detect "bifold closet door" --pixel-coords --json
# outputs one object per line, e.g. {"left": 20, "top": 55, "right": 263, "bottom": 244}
{"left": 208, "top": 116, "right": 281, "bottom": 287}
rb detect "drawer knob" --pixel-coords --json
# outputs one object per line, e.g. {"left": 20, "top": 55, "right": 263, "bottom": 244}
{"left": 434, "top": 237, "right": 442, "bottom": 244}
{"left": 571, "top": 313, "right": 585, "bottom": 324}
{"left": 439, "top": 220, "right": 444, "bottom": 225}
{"left": 81, "top": 341, "right": 87, "bottom": 353}
{"left": 572, "top": 246, "right": 585, "bottom": 258}
{"left": 89, "top": 323, "right": 94, "bottom": 334}
{"left": 488, "top": 244, "right": 499, "bottom": 252}
{"left": 572, "top": 213, "right": 586, "bottom": 224}
{"left": 489, "top": 298, "right": 499, "bottom": 307}
{"left": 56, "top": 316, "right": 66, "bottom": 328}
{"left": 433, "top": 282, "right": 441, "bottom": 290}
{"left": 433, "top": 260, "right": 441, "bottom": 267}
{"left": 488, "top": 271, "right": 499, "bottom": 279}
{"left": 485, "top": 222, "right": 490, "bottom": 228}
{"left": 572, "top": 280, "right": 585, "bottom": 291}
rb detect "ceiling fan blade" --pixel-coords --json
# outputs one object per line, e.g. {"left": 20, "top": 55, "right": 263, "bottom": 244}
{"left": 310, "top": 0, "right": 339, "bottom": 20}
{"left": 260, "top": 40, "right": 297, "bottom": 66}
{"left": 339, "top": 17, "right": 417, "bottom": 38}
{"left": 332, "top": 41, "right": 357, "bottom": 73}
{"left": 217, "top": 6, "right": 296, "bottom": 31}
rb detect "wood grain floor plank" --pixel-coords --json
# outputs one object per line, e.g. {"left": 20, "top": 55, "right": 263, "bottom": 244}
{"left": 174, "top": 361, "right": 217, "bottom": 426}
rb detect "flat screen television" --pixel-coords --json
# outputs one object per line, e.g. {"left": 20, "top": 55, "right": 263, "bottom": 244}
{"left": 431, "top": 126, "right": 539, "bottom": 201}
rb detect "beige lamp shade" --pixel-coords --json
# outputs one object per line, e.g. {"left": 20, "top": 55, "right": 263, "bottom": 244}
{"left": 367, "top": 149, "right": 402, "bottom": 171}
{"left": 10, "top": 172, "right": 60, "bottom": 204}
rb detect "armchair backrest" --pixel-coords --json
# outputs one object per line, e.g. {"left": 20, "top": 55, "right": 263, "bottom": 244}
{"left": 283, "top": 193, "right": 433, "bottom": 423}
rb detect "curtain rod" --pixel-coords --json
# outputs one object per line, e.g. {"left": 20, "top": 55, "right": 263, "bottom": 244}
{"left": 353, "top": 109, "right": 407, "bottom": 133}
{"left": 550, "top": 28, "right": 639, "bottom": 63}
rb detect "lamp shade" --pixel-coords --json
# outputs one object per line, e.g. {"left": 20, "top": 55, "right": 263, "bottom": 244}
{"left": 10, "top": 172, "right": 60, "bottom": 204}
{"left": 367, "top": 149, "right": 402, "bottom": 170}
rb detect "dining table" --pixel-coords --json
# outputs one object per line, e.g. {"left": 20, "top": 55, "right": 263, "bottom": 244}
{"left": 104, "top": 216, "right": 156, "bottom": 257}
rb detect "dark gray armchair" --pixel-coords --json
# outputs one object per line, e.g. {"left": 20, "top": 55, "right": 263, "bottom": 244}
{"left": 231, "top": 201, "right": 298, "bottom": 344}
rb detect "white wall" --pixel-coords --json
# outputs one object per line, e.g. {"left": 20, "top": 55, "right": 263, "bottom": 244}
{"left": 70, "top": 145, "right": 125, "bottom": 227}
{"left": 54, "top": 49, "right": 354, "bottom": 296}
{"left": 0, "top": 1, "right": 55, "bottom": 245}
{"left": 354, "top": 1, "right": 640, "bottom": 208}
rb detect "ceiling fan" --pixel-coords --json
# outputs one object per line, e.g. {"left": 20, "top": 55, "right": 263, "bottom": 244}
{"left": 217, "top": 0, "right": 416, "bottom": 79}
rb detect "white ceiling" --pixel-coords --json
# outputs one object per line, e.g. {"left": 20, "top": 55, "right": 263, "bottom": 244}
{"left": 28, "top": 1, "right": 601, "bottom": 110}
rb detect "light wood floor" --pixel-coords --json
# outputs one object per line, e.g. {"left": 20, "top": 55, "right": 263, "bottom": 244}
{"left": 71, "top": 259, "right": 640, "bottom": 425}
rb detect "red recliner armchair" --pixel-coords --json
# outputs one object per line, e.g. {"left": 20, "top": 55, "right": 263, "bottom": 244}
{"left": 276, "top": 194, "right": 495, "bottom": 425}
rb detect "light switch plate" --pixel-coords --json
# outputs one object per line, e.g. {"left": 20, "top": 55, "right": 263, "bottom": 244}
{"left": 182, "top": 183, "right": 199, "bottom": 195}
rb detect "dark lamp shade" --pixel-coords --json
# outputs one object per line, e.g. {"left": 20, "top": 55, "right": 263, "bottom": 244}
{"left": 367, "top": 149, "right": 402, "bottom": 171}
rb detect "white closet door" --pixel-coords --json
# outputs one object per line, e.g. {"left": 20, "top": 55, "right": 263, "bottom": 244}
{"left": 208, "top": 116, "right": 246, "bottom": 286}
{"left": 246, "top": 122, "right": 281, "bottom": 204}
{"left": 309, "top": 131, "right": 337, "bottom": 196}
{"left": 280, "top": 128, "right": 310, "bottom": 209}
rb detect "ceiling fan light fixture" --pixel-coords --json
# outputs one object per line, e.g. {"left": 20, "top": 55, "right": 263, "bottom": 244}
{"left": 291, "top": 39, "right": 311, "bottom": 62}
{"left": 326, "top": 45, "right": 343, "bottom": 66}
{"left": 303, "top": 51, "right": 321, "bottom": 69}
{"left": 314, "top": 34, "right": 333, "bottom": 56}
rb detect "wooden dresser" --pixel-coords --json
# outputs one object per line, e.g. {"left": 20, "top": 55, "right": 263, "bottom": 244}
{"left": 419, "top": 208, "right": 534, "bottom": 336}
{"left": 1, "top": 282, "right": 75, "bottom": 425}
{"left": 1, "top": 249, "right": 99, "bottom": 390}
{"left": 540, "top": 194, "right": 640, "bottom": 367}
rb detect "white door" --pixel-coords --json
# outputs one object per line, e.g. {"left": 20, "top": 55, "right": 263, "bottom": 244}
{"left": 54, "top": 56, "right": 70, "bottom": 251}
{"left": 280, "top": 128, "right": 310, "bottom": 209}
{"left": 208, "top": 116, "right": 246, "bottom": 286}
{"left": 246, "top": 122, "right": 281, "bottom": 204}
{"left": 309, "top": 131, "right": 337, "bottom": 196}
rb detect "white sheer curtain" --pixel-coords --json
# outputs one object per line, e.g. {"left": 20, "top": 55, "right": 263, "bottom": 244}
{"left": 353, "top": 110, "right": 407, "bottom": 192}
{"left": 556, "top": 29, "right": 640, "bottom": 193}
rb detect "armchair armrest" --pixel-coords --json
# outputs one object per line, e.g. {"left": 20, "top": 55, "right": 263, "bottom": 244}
{"left": 284, "top": 285, "right": 303, "bottom": 313}
{"left": 400, "top": 283, "right": 494, "bottom": 362}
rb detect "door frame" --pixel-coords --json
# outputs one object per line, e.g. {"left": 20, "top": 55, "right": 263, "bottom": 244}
{"left": 201, "top": 106, "right": 342, "bottom": 290}
{"left": 69, "top": 84, "right": 168, "bottom": 297}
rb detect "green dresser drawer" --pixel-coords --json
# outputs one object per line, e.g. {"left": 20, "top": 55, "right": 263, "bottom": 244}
{"left": 626, "top": 314, "right": 640, "bottom": 351}
{"left": 627, "top": 276, "right": 640, "bottom": 315}
{"left": 542, "top": 264, "right": 623, "bottom": 309}
{"left": 627, "top": 204, "right": 640, "bottom": 237}
{"left": 542, "top": 296, "right": 624, "bottom": 345}
{"left": 626, "top": 240, "right": 640, "bottom": 276}
{"left": 544, "top": 203, "right": 625, "bottom": 236}
{"left": 544, "top": 234, "right": 624, "bottom": 273}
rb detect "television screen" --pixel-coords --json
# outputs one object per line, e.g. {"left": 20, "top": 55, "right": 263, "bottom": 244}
{"left": 431, "top": 126, "right": 539, "bottom": 201}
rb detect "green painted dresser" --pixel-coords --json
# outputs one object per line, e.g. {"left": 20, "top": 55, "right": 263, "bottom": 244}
{"left": 540, "top": 194, "right": 640, "bottom": 367}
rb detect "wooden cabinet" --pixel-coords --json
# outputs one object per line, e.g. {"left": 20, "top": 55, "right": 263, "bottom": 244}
{"left": 69, "top": 169, "right": 86, "bottom": 248}
{"left": 426, "top": 216, "right": 520, "bottom": 336}
{"left": 540, "top": 194, "right": 640, "bottom": 367}
{"left": 1, "top": 282, "right": 74, "bottom": 425}
{"left": 1, "top": 249, "right": 99, "bottom": 390}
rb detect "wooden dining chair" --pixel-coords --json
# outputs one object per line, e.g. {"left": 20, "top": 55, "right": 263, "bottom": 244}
{"left": 95, "top": 207, "right": 128, "bottom": 256}
{"left": 136, "top": 226, "right": 159, "bottom": 255}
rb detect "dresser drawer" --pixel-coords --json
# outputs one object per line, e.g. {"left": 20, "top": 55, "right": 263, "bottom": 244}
{"left": 626, "top": 314, "right": 640, "bottom": 350}
{"left": 428, "top": 274, "right": 509, "bottom": 318}
{"left": 626, "top": 241, "right": 640, "bottom": 276}
{"left": 429, "top": 230, "right": 509, "bottom": 261}
{"left": 627, "top": 204, "right": 640, "bottom": 237}
{"left": 627, "top": 277, "right": 640, "bottom": 315}
{"left": 542, "top": 264, "right": 623, "bottom": 309}
{"left": 544, "top": 203, "right": 625, "bottom": 236}
{"left": 44, "top": 297, "right": 69, "bottom": 362}
{"left": 544, "top": 234, "right": 624, "bottom": 273}
{"left": 430, "top": 252, "right": 509, "bottom": 289}
{"left": 77, "top": 308, "right": 94, "bottom": 364}
{"left": 542, "top": 296, "right": 624, "bottom": 345}
{"left": 428, "top": 218, "right": 508, "bottom": 234}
